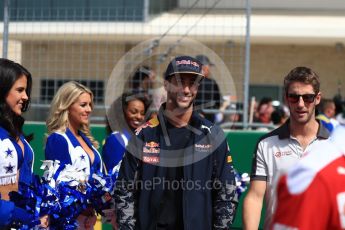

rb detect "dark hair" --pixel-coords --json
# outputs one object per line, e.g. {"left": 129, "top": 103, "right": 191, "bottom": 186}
{"left": 271, "top": 107, "right": 286, "bottom": 125}
{"left": 257, "top": 97, "right": 272, "bottom": 111}
{"left": 131, "top": 66, "right": 152, "bottom": 89}
{"left": 106, "top": 90, "right": 150, "bottom": 134}
{"left": 333, "top": 94, "right": 343, "bottom": 116}
{"left": 122, "top": 90, "right": 150, "bottom": 112}
{"left": 0, "top": 58, "right": 32, "bottom": 139}
{"left": 284, "top": 67, "right": 320, "bottom": 95}
{"left": 317, "top": 98, "right": 334, "bottom": 114}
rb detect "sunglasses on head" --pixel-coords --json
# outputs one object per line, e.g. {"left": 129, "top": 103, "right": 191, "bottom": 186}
{"left": 287, "top": 93, "right": 317, "bottom": 104}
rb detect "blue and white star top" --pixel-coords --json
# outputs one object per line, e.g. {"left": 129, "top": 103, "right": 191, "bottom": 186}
{"left": 102, "top": 130, "right": 131, "bottom": 174}
{"left": 0, "top": 126, "right": 35, "bottom": 226}
{"left": 45, "top": 128, "right": 103, "bottom": 179}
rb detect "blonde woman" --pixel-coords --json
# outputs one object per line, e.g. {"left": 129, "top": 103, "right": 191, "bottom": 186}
{"left": 45, "top": 81, "right": 103, "bottom": 230}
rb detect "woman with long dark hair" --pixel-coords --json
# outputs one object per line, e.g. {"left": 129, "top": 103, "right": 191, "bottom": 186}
{"left": 0, "top": 58, "right": 48, "bottom": 228}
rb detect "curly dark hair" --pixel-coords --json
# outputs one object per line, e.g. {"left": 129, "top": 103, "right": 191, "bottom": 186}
{"left": 0, "top": 58, "right": 32, "bottom": 140}
{"left": 106, "top": 90, "right": 150, "bottom": 134}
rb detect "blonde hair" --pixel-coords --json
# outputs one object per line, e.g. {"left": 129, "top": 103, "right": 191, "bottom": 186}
{"left": 46, "top": 81, "right": 99, "bottom": 148}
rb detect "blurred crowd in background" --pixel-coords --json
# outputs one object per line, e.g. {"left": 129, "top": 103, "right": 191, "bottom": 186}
{"left": 126, "top": 55, "right": 344, "bottom": 131}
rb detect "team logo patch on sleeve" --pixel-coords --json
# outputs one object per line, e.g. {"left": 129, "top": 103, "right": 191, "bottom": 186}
{"left": 135, "top": 117, "right": 160, "bottom": 135}
{"left": 226, "top": 143, "right": 232, "bottom": 163}
{"left": 227, "top": 155, "right": 232, "bottom": 163}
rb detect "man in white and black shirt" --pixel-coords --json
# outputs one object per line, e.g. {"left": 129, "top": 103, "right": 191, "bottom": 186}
{"left": 243, "top": 66, "right": 330, "bottom": 229}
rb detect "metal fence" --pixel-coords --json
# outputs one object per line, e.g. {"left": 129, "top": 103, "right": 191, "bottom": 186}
{"left": 1, "top": 0, "right": 250, "bottom": 128}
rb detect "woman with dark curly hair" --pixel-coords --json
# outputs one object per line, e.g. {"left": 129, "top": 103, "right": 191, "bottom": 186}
{"left": 103, "top": 91, "right": 149, "bottom": 174}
